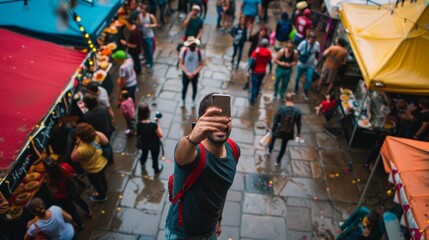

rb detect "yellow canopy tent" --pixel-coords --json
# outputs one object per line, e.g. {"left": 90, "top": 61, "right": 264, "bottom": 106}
{"left": 339, "top": 2, "right": 429, "bottom": 95}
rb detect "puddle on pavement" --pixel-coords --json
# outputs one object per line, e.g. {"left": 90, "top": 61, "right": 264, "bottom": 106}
{"left": 245, "top": 173, "right": 274, "bottom": 195}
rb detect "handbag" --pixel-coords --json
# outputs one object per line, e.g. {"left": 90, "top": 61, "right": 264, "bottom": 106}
{"left": 91, "top": 141, "right": 112, "bottom": 159}
{"left": 259, "top": 132, "right": 272, "bottom": 148}
{"left": 34, "top": 223, "right": 49, "bottom": 240}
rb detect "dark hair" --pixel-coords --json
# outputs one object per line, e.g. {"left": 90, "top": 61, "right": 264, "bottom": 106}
{"left": 285, "top": 92, "right": 294, "bottom": 102}
{"left": 86, "top": 81, "right": 99, "bottom": 93}
{"left": 76, "top": 122, "right": 96, "bottom": 143}
{"left": 367, "top": 209, "right": 380, "bottom": 226}
{"left": 337, "top": 37, "right": 347, "bottom": 47}
{"left": 138, "top": 102, "right": 150, "bottom": 121}
{"left": 27, "top": 198, "right": 46, "bottom": 218}
{"left": 281, "top": 12, "right": 289, "bottom": 20}
{"left": 419, "top": 98, "right": 429, "bottom": 109}
{"left": 198, "top": 93, "right": 217, "bottom": 118}
{"left": 83, "top": 93, "right": 98, "bottom": 110}
{"left": 121, "top": 90, "right": 130, "bottom": 100}
{"left": 43, "top": 159, "right": 66, "bottom": 188}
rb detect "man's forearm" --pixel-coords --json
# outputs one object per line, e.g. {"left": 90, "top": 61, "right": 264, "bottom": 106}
{"left": 175, "top": 136, "right": 198, "bottom": 166}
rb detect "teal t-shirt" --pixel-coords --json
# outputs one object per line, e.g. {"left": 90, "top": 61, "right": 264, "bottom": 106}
{"left": 166, "top": 142, "right": 240, "bottom": 237}
{"left": 185, "top": 17, "right": 203, "bottom": 38}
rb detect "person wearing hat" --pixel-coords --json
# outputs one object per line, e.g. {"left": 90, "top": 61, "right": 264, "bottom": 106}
{"left": 179, "top": 36, "right": 204, "bottom": 108}
{"left": 293, "top": 31, "right": 320, "bottom": 100}
{"left": 112, "top": 50, "right": 138, "bottom": 103}
{"left": 294, "top": 8, "right": 313, "bottom": 46}
{"left": 248, "top": 38, "right": 272, "bottom": 106}
{"left": 291, "top": 0, "right": 308, "bottom": 24}
{"left": 184, "top": 5, "right": 204, "bottom": 40}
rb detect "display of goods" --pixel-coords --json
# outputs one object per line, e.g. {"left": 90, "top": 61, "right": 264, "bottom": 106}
{"left": 15, "top": 192, "right": 31, "bottom": 205}
{"left": 24, "top": 181, "right": 40, "bottom": 191}
{"left": 24, "top": 172, "right": 41, "bottom": 182}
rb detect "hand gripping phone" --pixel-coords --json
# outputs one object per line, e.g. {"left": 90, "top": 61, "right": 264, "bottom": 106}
{"left": 212, "top": 94, "right": 231, "bottom": 117}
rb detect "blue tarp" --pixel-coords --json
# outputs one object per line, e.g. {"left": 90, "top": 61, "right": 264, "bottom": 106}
{"left": 0, "top": 0, "right": 124, "bottom": 47}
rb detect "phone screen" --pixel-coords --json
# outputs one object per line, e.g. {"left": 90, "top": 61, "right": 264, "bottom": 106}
{"left": 212, "top": 94, "right": 231, "bottom": 117}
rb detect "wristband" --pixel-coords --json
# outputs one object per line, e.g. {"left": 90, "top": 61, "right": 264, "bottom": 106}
{"left": 186, "top": 135, "right": 199, "bottom": 145}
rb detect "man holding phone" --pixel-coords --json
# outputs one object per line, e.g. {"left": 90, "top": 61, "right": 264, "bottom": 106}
{"left": 165, "top": 93, "right": 241, "bottom": 239}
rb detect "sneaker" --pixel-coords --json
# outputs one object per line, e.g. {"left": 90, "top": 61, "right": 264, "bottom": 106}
{"left": 265, "top": 148, "right": 271, "bottom": 156}
{"left": 148, "top": 66, "right": 154, "bottom": 73}
{"left": 155, "top": 164, "right": 164, "bottom": 177}
{"left": 180, "top": 101, "right": 185, "bottom": 108}
{"left": 243, "top": 83, "right": 249, "bottom": 90}
{"left": 303, "top": 92, "right": 309, "bottom": 101}
{"left": 191, "top": 100, "right": 196, "bottom": 108}
{"left": 90, "top": 195, "right": 107, "bottom": 202}
{"left": 292, "top": 91, "right": 297, "bottom": 96}
{"left": 274, "top": 161, "right": 280, "bottom": 167}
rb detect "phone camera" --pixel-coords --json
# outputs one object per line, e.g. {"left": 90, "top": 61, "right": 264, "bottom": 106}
{"left": 154, "top": 111, "right": 163, "bottom": 121}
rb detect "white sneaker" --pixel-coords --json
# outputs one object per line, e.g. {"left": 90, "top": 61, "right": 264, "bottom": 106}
{"left": 274, "top": 161, "right": 280, "bottom": 167}
{"left": 180, "top": 101, "right": 185, "bottom": 108}
{"left": 191, "top": 100, "right": 196, "bottom": 108}
{"left": 303, "top": 93, "right": 309, "bottom": 101}
{"left": 292, "top": 91, "right": 297, "bottom": 96}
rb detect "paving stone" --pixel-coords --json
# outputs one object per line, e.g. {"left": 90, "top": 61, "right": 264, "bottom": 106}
{"left": 241, "top": 214, "right": 286, "bottom": 240}
{"left": 319, "top": 150, "right": 351, "bottom": 168}
{"left": 167, "top": 122, "right": 187, "bottom": 140}
{"left": 286, "top": 206, "right": 312, "bottom": 231}
{"left": 152, "top": 98, "right": 181, "bottom": 113}
{"left": 222, "top": 201, "right": 241, "bottom": 227}
{"left": 157, "top": 91, "right": 176, "bottom": 100}
{"left": 325, "top": 166, "right": 360, "bottom": 203}
{"left": 315, "top": 132, "right": 340, "bottom": 150}
{"left": 165, "top": 67, "right": 182, "bottom": 79}
{"left": 226, "top": 190, "right": 243, "bottom": 202}
{"left": 311, "top": 161, "right": 323, "bottom": 179}
{"left": 230, "top": 172, "right": 245, "bottom": 191}
{"left": 230, "top": 127, "right": 254, "bottom": 144}
{"left": 89, "top": 230, "right": 139, "bottom": 240}
{"left": 288, "top": 133, "right": 317, "bottom": 148}
{"left": 110, "top": 154, "right": 137, "bottom": 175}
{"left": 294, "top": 103, "right": 311, "bottom": 114}
{"left": 279, "top": 177, "right": 329, "bottom": 200}
{"left": 291, "top": 159, "right": 312, "bottom": 178}
{"left": 286, "top": 197, "right": 311, "bottom": 208}
{"left": 121, "top": 177, "right": 167, "bottom": 212}
{"left": 159, "top": 202, "right": 170, "bottom": 230}
{"left": 286, "top": 230, "right": 315, "bottom": 240}
{"left": 218, "top": 226, "right": 239, "bottom": 240}
{"left": 311, "top": 200, "right": 334, "bottom": 219}
{"left": 108, "top": 172, "right": 130, "bottom": 193}
{"left": 312, "top": 217, "right": 338, "bottom": 239}
{"left": 243, "top": 193, "right": 269, "bottom": 215}
{"left": 290, "top": 146, "right": 319, "bottom": 161}
{"left": 332, "top": 202, "right": 357, "bottom": 221}
{"left": 96, "top": 191, "right": 121, "bottom": 230}
{"left": 110, "top": 207, "right": 161, "bottom": 236}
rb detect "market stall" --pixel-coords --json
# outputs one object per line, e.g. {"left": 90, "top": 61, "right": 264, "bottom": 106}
{"left": 0, "top": 29, "right": 86, "bottom": 201}
{"left": 360, "top": 136, "right": 429, "bottom": 240}
{"left": 336, "top": 1, "right": 429, "bottom": 147}
{"left": 0, "top": 0, "right": 125, "bottom": 47}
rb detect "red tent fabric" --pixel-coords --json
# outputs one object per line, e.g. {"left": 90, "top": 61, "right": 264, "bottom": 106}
{"left": 0, "top": 29, "right": 85, "bottom": 169}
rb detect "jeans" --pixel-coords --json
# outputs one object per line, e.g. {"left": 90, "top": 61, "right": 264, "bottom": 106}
{"left": 269, "top": 136, "right": 291, "bottom": 164}
{"left": 274, "top": 67, "right": 292, "bottom": 99}
{"left": 232, "top": 44, "right": 244, "bottom": 68}
{"left": 294, "top": 65, "right": 315, "bottom": 93}
{"left": 143, "top": 37, "right": 154, "bottom": 68}
{"left": 140, "top": 145, "right": 161, "bottom": 172}
{"left": 216, "top": 5, "right": 223, "bottom": 27}
{"left": 250, "top": 73, "right": 265, "bottom": 104}
{"left": 123, "top": 84, "right": 137, "bottom": 103}
{"left": 182, "top": 72, "right": 199, "bottom": 101}
{"left": 86, "top": 166, "right": 108, "bottom": 199}
{"left": 130, "top": 52, "right": 142, "bottom": 75}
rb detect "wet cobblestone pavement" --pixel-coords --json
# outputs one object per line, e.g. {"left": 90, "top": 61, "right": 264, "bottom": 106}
{"left": 77, "top": 1, "right": 389, "bottom": 239}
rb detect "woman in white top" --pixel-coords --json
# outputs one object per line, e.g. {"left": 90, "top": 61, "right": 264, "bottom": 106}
{"left": 137, "top": 4, "right": 158, "bottom": 72}
{"left": 24, "top": 198, "right": 75, "bottom": 240}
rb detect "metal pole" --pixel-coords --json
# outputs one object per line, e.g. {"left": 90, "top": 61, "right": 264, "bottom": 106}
{"left": 348, "top": 89, "right": 369, "bottom": 146}
{"left": 356, "top": 152, "right": 382, "bottom": 208}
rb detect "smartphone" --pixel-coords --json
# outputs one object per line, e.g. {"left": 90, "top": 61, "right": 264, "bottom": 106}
{"left": 212, "top": 94, "right": 231, "bottom": 117}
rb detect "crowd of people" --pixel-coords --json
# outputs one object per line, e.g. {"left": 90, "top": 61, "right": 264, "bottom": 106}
{"left": 16, "top": 0, "right": 429, "bottom": 239}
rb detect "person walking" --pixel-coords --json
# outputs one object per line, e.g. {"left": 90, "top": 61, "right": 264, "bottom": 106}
{"left": 165, "top": 92, "right": 240, "bottom": 239}
{"left": 244, "top": 26, "right": 270, "bottom": 89}
{"left": 248, "top": 38, "right": 272, "bottom": 106}
{"left": 273, "top": 40, "right": 298, "bottom": 101}
{"left": 268, "top": 93, "right": 301, "bottom": 167}
{"left": 274, "top": 12, "right": 293, "bottom": 51}
{"left": 230, "top": 16, "right": 247, "bottom": 69}
{"left": 184, "top": 5, "right": 204, "bottom": 40}
{"left": 294, "top": 8, "right": 312, "bottom": 46}
{"left": 24, "top": 198, "right": 75, "bottom": 240}
{"left": 137, "top": 4, "right": 158, "bottom": 72}
{"left": 215, "top": 0, "right": 223, "bottom": 28}
{"left": 119, "top": 90, "right": 136, "bottom": 136}
{"left": 136, "top": 102, "right": 164, "bottom": 176}
{"left": 71, "top": 123, "right": 109, "bottom": 202}
{"left": 178, "top": 36, "right": 204, "bottom": 108}
{"left": 156, "top": 0, "right": 168, "bottom": 24}
{"left": 221, "top": 0, "right": 235, "bottom": 32}
{"left": 241, "top": 0, "right": 261, "bottom": 30}
{"left": 293, "top": 31, "right": 320, "bottom": 100}
{"left": 317, "top": 37, "right": 348, "bottom": 94}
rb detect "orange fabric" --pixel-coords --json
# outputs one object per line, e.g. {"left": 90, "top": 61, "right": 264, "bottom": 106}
{"left": 381, "top": 136, "right": 429, "bottom": 238}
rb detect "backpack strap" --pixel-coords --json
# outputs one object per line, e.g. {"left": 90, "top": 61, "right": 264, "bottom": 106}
{"left": 226, "top": 138, "right": 239, "bottom": 162}
{"left": 169, "top": 143, "right": 206, "bottom": 227}
{"left": 183, "top": 47, "right": 188, "bottom": 59}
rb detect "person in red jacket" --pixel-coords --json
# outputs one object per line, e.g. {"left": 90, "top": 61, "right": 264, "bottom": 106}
{"left": 294, "top": 8, "right": 312, "bottom": 45}
{"left": 248, "top": 38, "right": 272, "bottom": 106}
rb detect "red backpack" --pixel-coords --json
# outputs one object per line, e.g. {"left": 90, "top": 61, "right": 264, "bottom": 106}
{"left": 168, "top": 138, "right": 240, "bottom": 227}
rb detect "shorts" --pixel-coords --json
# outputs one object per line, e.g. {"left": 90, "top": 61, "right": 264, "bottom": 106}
{"left": 245, "top": 15, "right": 256, "bottom": 24}
{"left": 320, "top": 67, "right": 339, "bottom": 84}
{"left": 274, "top": 40, "right": 287, "bottom": 50}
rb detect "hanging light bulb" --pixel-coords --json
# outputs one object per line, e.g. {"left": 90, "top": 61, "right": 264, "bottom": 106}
{"left": 84, "top": 33, "right": 89, "bottom": 38}
{"left": 79, "top": 26, "right": 84, "bottom": 32}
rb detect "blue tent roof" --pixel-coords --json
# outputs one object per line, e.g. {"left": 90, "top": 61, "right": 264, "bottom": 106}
{"left": 0, "top": 0, "right": 124, "bottom": 47}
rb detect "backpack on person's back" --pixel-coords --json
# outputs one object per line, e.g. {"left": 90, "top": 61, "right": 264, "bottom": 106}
{"left": 276, "top": 21, "right": 292, "bottom": 41}
{"left": 275, "top": 106, "right": 297, "bottom": 139}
